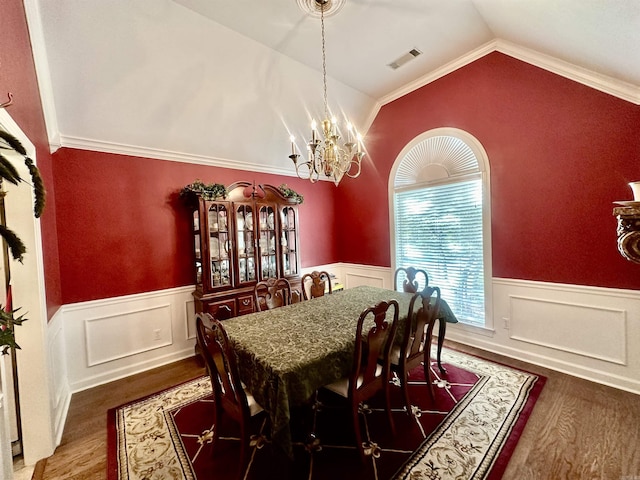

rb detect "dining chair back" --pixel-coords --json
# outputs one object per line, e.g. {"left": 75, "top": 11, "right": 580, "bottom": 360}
{"left": 301, "top": 270, "right": 332, "bottom": 300}
{"left": 393, "top": 287, "right": 441, "bottom": 414}
{"left": 195, "top": 304, "right": 232, "bottom": 365}
{"left": 254, "top": 277, "right": 294, "bottom": 311}
{"left": 195, "top": 313, "right": 264, "bottom": 474}
{"left": 394, "top": 266, "right": 429, "bottom": 293}
{"left": 325, "top": 299, "right": 399, "bottom": 461}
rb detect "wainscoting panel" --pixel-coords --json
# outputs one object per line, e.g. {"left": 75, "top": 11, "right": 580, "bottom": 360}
{"left": 340, "top": 263, "right": 391, "bottom": 289}
{"left": 445, "top": 278, "right": 640, "bottom": 394}
{"left": 63, "top": 286, "right": 196, "bottom": 392}
{"left": 185, "top": 299, "right": 197, "bottom": 341}
{"left": 85, "top": 304, "right": 173, "bottom": 367}
{"left": 509, "top": 295, "right": 626, "bottom": 365}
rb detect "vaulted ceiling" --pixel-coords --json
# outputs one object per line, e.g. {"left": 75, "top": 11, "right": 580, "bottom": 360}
{"left": 35, "top": 0, "right": 640, "bottom": 177}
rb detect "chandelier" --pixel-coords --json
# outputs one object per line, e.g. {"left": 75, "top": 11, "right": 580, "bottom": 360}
{"left": 289, "top": 0, "right": 364, "bottom": 186}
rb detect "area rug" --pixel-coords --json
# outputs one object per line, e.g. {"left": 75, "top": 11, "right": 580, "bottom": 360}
{"left": 107, "top": 348, "right": 545, "bottom": 480}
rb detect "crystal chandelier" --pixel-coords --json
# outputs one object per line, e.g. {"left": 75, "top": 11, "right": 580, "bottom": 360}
{"left": 289, "top": 0, "right": 364, "bottom": 186}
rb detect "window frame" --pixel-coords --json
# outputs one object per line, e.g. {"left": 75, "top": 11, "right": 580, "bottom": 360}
{"left": 388, "top": 127, "right": 494, "bottom": 332}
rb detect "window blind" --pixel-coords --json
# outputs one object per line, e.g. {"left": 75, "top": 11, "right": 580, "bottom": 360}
{"left": 395, "top": 179, "right": 485, "bottom": 326}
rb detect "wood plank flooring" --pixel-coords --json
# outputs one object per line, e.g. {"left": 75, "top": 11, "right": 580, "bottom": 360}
{"left": 30, "top": 342, "right": 640, "bottom": 480}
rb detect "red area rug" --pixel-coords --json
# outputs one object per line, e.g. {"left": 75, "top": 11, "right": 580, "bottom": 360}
{"left": 108, "top": 348, "right": 544, "bottom": 479}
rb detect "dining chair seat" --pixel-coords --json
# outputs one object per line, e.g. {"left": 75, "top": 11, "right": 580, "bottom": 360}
{"left": 324, "top": 364, "right": 383, "bottom": 397}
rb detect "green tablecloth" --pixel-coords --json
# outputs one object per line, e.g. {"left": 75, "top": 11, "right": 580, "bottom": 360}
{"left": 222, "top": 285, "right": 457, "bottom": 456}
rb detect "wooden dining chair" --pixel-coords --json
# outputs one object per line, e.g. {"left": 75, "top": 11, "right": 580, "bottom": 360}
{"left": 391, "top": 287, "right": 441, "bottom": 415}
{"left": 301, "top": 270, "right": 332, "bottom": 300}
{"left": 254, "top": 277, "right": 295, "bottom": 311}
{"left": 394, "top": 266, "right": 429, "bottom": 294}
{"left": 195, "top": 304, "right": 232, "bottom": 366}
{"left": 195, "top": 313, "right": 265, "bottom": 475}
{"left": 324, "top": 300, "right": 399, "bottom": 462}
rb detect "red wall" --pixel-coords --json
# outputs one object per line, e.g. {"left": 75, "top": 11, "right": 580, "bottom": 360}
{"left": 337, "top": 52, "right": 640, "bottom": 290}
{"left": 1, "top": 1, "right": 62, "bottom": 318}
{"left": 52, "top": 148, "right": 337, "bottom": 304}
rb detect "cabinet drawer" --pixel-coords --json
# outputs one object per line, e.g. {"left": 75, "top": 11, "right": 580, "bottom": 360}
{"left": 204, "top": 299, "right": 235, "bottom": 320}
{"left": 236, "top": 295, "right": 255, "bottom": 315}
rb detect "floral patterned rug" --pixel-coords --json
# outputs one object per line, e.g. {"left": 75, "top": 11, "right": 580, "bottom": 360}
{"left": 108, "top": 348, "right": 544, "bottom": 480}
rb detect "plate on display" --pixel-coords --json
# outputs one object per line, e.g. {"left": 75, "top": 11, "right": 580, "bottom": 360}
{"left": 614, "top": 201, "right": 640, "bottom": 207}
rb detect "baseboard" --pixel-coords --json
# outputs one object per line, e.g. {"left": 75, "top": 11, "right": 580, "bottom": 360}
{"left": 69, "top": 348, "right": 196, "bottom": 393}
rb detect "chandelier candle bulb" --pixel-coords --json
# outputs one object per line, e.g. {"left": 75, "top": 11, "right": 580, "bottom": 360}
{"left": 629, "top": 181, "right": 640, "bottom": 201}
{"left": 290, "top": 135, "right": 296, "bottom": 155}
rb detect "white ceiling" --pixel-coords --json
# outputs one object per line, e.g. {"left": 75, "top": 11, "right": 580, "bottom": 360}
{"left": 175, "top": 0, "right": 640, "bottom": 99}
{"left": 35, "top": 0, "right": 640, "bottom": 176}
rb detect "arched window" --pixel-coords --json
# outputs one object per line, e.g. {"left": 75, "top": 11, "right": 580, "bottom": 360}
{"left": 389, "top": 128, "right": 492, "bottom": 329}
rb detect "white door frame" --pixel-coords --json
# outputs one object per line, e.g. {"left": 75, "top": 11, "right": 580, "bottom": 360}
{"left": 0, "top": 109, "right": 55, "bottom": 466}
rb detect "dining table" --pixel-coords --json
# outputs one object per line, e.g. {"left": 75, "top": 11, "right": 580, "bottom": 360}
{"left": 221, "top": 284, "right": 457, "bottom": 456}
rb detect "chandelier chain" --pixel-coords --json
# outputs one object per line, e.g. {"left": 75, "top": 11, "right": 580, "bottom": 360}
{"left": 321, "top": 6, "right": 328, "bottom": 120}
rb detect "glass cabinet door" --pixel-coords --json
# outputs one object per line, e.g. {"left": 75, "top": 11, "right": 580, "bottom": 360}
{"left": 207, "top": 203, "right": 232, "bottom": 288}
{"left": 193, "top": 210, "right": 202, "bottom": 286}
{"left": 258, "top": 204, "right": 278, "bottom": 279}
{"left": 281, "top": 206, "right": 298, "bottom": 276}
{"left": 235, "top": 204, "right": 257, "bottom": 284}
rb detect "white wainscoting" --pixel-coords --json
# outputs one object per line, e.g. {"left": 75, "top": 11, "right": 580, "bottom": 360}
{"left": 58, "top": 266, "right": 640, "bottom": 397}
{"left": 450, "top": 277, "right": 640, "bottom": 394}
{"left": 62, "top": 286, "right": 196, "bottom": 393}
{"left": 47, "top": 309, "right": 70, "bottom": 446}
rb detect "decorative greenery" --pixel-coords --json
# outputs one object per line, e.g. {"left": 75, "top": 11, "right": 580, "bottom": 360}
{"left": 180, "top": 180, "right": 227, "bottom": 201}
{"left": 278, "top": 184, "right": 304, "bottom": 204}
{"left": 0, "top": 308, "right": 26, "bottom": 355}
{"left": 0, "top": 126, "right": 46, "bottom": 354}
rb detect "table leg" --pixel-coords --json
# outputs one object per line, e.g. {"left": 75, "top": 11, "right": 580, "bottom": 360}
{"left": 437, "top": 319, "right": 447, "bottom": 374}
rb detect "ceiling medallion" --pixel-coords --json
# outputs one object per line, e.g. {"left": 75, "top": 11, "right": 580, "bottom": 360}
{"left": 296, "top": 0, "right": 346, "bottom": 18}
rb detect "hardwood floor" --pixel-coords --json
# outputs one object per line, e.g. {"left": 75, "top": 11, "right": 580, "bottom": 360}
{"left": 32, "top": 356, "right": 204, "bottom": 480}
{"left": 31, "top": 342, "right": 640, "bottom": 480}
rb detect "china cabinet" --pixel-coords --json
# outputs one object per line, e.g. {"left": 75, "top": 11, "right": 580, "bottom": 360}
{"left": 189, "top": 182, "right": 302, "bottom": 318}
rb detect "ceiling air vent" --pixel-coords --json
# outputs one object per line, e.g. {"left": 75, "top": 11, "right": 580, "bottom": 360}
{"left": 387, "top": 48, "right": 422, "bottom": 70}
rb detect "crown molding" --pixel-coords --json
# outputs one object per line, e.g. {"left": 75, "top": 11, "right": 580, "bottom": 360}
{"left": 378, "top": 39, "right": 640, "bottom": 109}
{"left": 58, "top": 135, "right": 312, "bottom": 179}
{"left": 495, "top": 39, "right": 640, "bottom": 105}
{"left": 23, "top": 0, "right": 61, "bottom": 153}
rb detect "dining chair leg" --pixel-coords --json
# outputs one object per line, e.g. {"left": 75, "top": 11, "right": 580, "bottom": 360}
{"left": 351, "top": 401, "right": 366, "bottom": 463}
{"left": 400, "top": 367, "right": 413, "bottom": 416}
{"left": 238, "top": 424, "right": 249, "bottom": 480}
{"left": 422, "top": 355, "right": 436, "bottom": 400}
{"left": 384, "top": 372, "right": 396, "bottom": 436}
{"left": 437, "top": 319, "right": 447, "bottom": 374}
